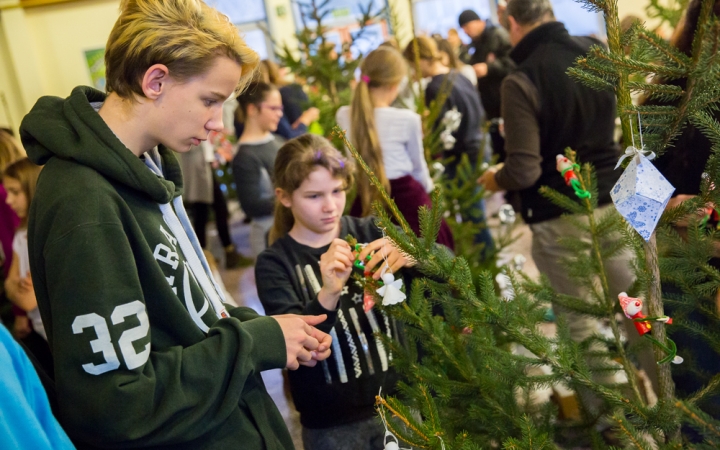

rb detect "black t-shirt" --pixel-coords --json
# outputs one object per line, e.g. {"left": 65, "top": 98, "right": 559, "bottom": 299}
{"left": 255, "top": 216, "right": 401, "bottom": 429}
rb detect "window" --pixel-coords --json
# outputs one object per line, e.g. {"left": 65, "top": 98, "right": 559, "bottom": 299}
{"left": 413, "top": 0, "right": 492, "bottom": 43}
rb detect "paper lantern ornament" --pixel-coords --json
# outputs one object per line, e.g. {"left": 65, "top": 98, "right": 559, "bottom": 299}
{"left": 610, "top": 152, "right": 675, "bottom": 241}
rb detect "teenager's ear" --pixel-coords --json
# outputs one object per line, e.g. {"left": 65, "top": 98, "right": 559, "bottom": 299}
{"left": 141, "top": 64, "right": 170, "bottom": 100}
{"left": 275, "top": 187, "right": 292, "bottom": 208}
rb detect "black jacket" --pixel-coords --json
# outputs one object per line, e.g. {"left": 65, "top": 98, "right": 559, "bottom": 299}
{"left": 509, "top": 22, "right": 620, "bottom": 224}
{"left": 464, "top": 23, "right": 514, "bottom": 119}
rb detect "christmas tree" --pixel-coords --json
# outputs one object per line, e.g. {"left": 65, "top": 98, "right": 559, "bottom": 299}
{"left": 337, "top": 0, "right": 720, "bottom": 447}
{"left": 273, "top": 0, "right": 385, "bottom": 144}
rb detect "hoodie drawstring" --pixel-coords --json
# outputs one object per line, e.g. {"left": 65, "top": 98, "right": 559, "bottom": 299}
{"left": 143, "top": 149, "right": 229, "bottom": 328}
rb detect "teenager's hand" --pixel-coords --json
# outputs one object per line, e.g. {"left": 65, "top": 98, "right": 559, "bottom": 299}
{"left": 300, "top": 317, "right": 332, "bottom": 366}
{"left": 274, "top": 314, "right": 330, "bottom": 370}
{"left": 317, "top": 239, "right": 354, "bottom": 310}
{"left": 359, "top": 238, "right": 415, "bottom": 280}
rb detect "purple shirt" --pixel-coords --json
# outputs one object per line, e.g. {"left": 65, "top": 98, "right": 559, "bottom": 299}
{"left": 0, "top": 184, "right": 20, "bottom": 278}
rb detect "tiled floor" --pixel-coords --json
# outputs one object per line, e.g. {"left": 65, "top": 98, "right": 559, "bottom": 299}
{"left": 211, "top": 194, "right": 538, "bottom": 449}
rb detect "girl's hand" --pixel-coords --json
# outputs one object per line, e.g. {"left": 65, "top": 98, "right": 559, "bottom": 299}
{"left": 317, "top": 239, "right": 354, "bottom": 310}
{"left": 358, "top": 238, "right": 415, "bottom": 280}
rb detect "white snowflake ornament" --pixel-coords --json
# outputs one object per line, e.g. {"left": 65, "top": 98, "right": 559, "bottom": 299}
{"left": 376, "top": 272, "right": 406, "bottom": 306}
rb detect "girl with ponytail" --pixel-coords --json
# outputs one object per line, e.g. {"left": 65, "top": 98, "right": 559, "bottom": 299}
{"left": 336, "top": 46, "right": 454, "bottom": 250}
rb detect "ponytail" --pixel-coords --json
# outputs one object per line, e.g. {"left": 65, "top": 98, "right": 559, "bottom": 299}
{"left": 349, "top": 45, "right": 407, "bottom": 217}
{"left": 350, "top": 79, "right": 390, "bottom": 217}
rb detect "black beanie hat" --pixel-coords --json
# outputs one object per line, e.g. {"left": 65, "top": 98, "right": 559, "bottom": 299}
{"left": 458, "top": 9, "right": 481, "bottom": 27}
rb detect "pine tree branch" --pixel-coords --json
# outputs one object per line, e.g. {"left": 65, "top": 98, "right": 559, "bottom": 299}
{"left": 588, "top": 46, "right": 687, "bottom": 79}
{"left": 675, "top": 400, "right": 720, "bottom": 438}
{"left": 334, "top": 127, "right": 416, "bottom": 238}
{"left": 609, "top": 413, "right": 655, "bottom": 450}
{"left": 636, "top": 31, "right": 691, "bottom": 68}
{"left": 688, "top": 372, "right": 720, "bottom": 405}
{"left": 376, "top": 395, "right": 431, "bottom": 444}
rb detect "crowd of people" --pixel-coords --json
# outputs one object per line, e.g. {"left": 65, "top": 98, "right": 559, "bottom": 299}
{"left": 0, "top": 0, "right": 717, "bottom": 448}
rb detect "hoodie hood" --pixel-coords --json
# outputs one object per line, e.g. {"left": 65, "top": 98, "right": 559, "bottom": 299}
{"left": 20, "top": 86, "right": 181, "bottom": 204}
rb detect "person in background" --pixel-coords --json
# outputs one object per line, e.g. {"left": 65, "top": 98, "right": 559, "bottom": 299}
{"left": 336, "top": 46, "right": 454, "bottom": 250}
{"left": 257, "top": 59, "right": 320, "bottom": 140}
{"left": 233, "top": 81, "right": 285, "bottom": 257}
{"left": 458, "top": 9, "right": 514, "bottom": 161}
{"left": 434, "top": 37, "right": 477, "bottom": 87}
{"left": 3, "top": 158, "right": 52, "bottom": 378}
{"left": 178, "top": 141, "right": 247, "bottom": 268}
{"left": 404, "top": 37, "right": 493, "bottom": 255}
{"left": 19, "top": 0, "right": 331, "bottom": 446}
{"left": 0, "top": 129, "right": 23, "bottom": 331}
{"left": 257, "top": 134, "right": 411, "bottom": 449}
{"left": 477, "top": 0, "right": 652, "bottom": 417}
{"left": 446, "top": 28, "right": 468, "bottom": 61}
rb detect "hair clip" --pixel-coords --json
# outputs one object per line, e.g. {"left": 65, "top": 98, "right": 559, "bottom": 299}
{"left": 361, "top": 75, "right": 370, "bottom": 84}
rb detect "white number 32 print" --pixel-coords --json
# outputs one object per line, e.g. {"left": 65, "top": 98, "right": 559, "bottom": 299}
{"left": 71, "top": 300, "right": 151, "bottom": 375}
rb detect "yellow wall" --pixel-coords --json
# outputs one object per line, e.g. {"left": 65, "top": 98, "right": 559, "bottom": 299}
{"left": 0, "top": 0, "right": 663, "bottom": 134}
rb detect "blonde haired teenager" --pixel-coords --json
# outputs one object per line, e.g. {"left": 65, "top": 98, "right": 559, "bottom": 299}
{"left": 20, "top": 0, "right": 330, "bottom": 447}
{"left": 336, "top": 46, "right": 454, "bottom": 250}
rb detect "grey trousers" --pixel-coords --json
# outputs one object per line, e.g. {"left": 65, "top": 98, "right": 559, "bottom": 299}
{"left": 301, "top": 416, "right": 385, "bottom": 450}
{"left": 530, "top": 205, "right": 658, "bottom": 396}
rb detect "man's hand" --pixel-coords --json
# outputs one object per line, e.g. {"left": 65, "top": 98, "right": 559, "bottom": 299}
{"left": 274, "top": 314, "right": 332, "bottom": 370}
{"left": 358, "top": 238, "right": 414, "bottom": 280}
{"left": 473, "top": 62, "right": 489, "bottom": 78}
{"left": 477, "top": 165, "right": 502, "bottom": 192}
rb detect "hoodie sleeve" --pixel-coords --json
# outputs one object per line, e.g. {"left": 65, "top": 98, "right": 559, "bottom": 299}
{"left": 36, "top": 221, "right": 287, "bottom": 447}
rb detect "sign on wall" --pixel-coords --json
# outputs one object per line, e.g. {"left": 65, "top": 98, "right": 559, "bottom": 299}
{"left": 84, "top": 48, "right": 106, "bottom": 91}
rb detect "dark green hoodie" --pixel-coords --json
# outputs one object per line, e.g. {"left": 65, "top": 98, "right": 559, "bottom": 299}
{"left": 20, "top": 86, "right": 294, "bottom": 449}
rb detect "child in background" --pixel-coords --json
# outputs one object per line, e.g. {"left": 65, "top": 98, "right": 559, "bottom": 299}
{"left": 336, "top": 46, "right": 454, "bottom": 250}
{"left": 256, "top": 134, "right": 413, "bottom": 449}
{"left": 3, "top": 158, "right": 52, "bottom": 374}
{"left": 0, "top": 130, "right": 23, "bottom": 333}
{"left": 404, "top": 37, "right": 495, "bottom": 254}
{"left": 233, "top": 81, "right": 285, "bottom": 257}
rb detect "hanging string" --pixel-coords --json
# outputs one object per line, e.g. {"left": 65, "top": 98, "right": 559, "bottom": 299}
{"left": 615, "top": 111, "right": 656, "bottom": 169}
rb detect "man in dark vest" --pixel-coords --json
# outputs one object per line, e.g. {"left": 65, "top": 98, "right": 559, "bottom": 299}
{"left": 458, "top": 9, "right": 514, "bottom": 160}
{"left": 477, "top": 0, "right": 654, "bottom": 402}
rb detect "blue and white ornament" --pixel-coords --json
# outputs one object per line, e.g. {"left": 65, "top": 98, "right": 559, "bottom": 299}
{"left": 611, "top": 150, "right": 674, "bottom": 241}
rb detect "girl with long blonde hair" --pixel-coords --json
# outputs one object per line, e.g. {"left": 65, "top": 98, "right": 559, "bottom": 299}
{"left": 336, "top": 46, "right": 454, "bottom": 249}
